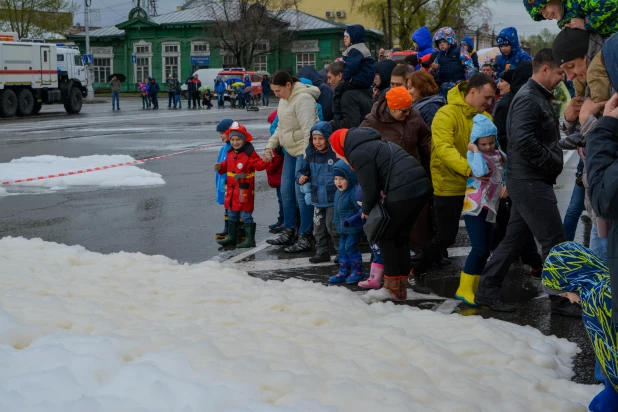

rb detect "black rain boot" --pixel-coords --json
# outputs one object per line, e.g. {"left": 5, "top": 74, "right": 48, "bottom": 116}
{"left": 216, "top": 216, "right": 229, "bottom": 239}
{"left": 283, "top": 233, "right": 314, "bottom": 253}
{"left": 236, "top": 223, "right": 256, "bottom": 248}
{"left": 217, "top": 221, "right": 238, "bottom": 246}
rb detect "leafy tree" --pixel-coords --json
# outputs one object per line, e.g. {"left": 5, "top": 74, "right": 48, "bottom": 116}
{"left": 354, "top": 0, "right": 490, "bottom": 49}
{"left": 0, "top": 0, "right": 76, "bottom": 39}
{"left": 522, "top": 28, "right": 557, "bottom": 54}
{"left": 198, "top": 0, "right": 300, "bottom": 68}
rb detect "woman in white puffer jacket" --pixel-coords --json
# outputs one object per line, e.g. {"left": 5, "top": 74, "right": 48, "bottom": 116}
{"left": 265, "top": 71, "right": 320, "bottom": 251}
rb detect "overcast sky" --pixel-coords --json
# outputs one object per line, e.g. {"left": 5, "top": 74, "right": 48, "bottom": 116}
{"left": 77, "top": 0, "right": 560, "bottom": 38}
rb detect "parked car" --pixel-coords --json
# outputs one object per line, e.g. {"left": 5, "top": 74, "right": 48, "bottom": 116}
{"left": 391, "top": 50, "right": 417, "bottom": 62}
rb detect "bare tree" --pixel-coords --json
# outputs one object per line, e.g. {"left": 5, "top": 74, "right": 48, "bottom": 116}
{"left": 198, "top": 0, "right": 301, "bottom": 69}
{"left": 0, "top": 0, "right": 76, "bottom": 39}
{"left": 354, "top": 0, "right": 490, "bottom": 49}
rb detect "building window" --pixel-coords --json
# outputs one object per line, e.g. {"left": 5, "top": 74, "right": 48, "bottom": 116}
{"left": 164, "top": 56, "right": 179, "bottom": 78}
{"left": 296, "top": 53, "right": 316, "bottom": 71}
{"left": 253, "top": 55, "right": 267, "bottom": 71}
{"left": 93, "top": 58, "right": 111, "bottom": 83}
{"left": 223, "top": 54, "right": 237, "bottom": 68}
{"left": 136, "top": 57, "right": 150, "bottom": 83}
{"left": 136, "top": 45, "right": 150, "bottom": 54}
{"left": 193, "top": 43, "right": 208, "bottom": 53}
{"left": 164, "top": 44, "right": 179, "bottom": 53}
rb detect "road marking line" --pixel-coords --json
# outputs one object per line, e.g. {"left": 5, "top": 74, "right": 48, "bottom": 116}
{"left": 434, "top": 299, "right": 462, "bottom": 314}
{"left": 563, "top": 149, "right": 576, "bottom": 166}
{"left": 225, "top": 239, "right": 273, "bottom": 264}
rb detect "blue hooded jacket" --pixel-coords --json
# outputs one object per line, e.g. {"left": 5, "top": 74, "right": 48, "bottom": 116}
{"left": 412, "top": 26, "right": 435, "bottom": 59}
{"left": 462, "top": 36, "right": 480, "bottom": 71}
{"left": 332, "top": 160, "right": 362, "bottom": 235}
{"left": 214, "top": 76, "right": 227, "bottom": 94}
{"left": 215, "top": 118, "right": 234, "bottom": 204}
{"left": 495, "top": 27, "right": 532, "bottom": 77}
{"left": 297, "top": 66, "right": 334, "bottom": 121}
{"left": 296, "top": 122, "right": 338, "bottom": 207}
{"left": 342, "top": 24, "right": 377, "bottom": 88}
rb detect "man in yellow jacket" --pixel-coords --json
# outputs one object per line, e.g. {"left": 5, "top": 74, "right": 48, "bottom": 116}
{"left": 410, "top": 73, "right": 497, "bottom": 294}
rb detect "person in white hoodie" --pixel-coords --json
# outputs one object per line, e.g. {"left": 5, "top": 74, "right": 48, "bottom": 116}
{"left": 265, "top": 71, "right": 320, "bottom": 252}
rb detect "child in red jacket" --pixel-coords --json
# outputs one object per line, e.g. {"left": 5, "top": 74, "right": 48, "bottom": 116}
{"left": 266, "top": 146, "right": 284, "bottom": 232}
{"left": 214, "top": 122, "right": 270, "bottom": 248}
{"left": 266, "top": 110, "right": 284, "bottom": 232}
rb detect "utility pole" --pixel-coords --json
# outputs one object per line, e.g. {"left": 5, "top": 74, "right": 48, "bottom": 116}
{"left": 84, "top": 0, "right": 94, "bottom": 101}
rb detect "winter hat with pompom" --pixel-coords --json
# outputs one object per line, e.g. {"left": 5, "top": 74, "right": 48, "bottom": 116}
{"left": 470, "top": 114, "right": 497, "bottom": 143}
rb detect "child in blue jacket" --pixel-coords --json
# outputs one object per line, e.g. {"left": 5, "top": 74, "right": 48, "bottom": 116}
{"left": 297, "top": 122, "right": 339, "bottom": 264}
{"left": 495, "top": 27, "right": 532, "bottom": 78}
{"left": 215, "top": 118, "right": 234, "bottom": 239}
{"left": 329, "top": 160, "right": 365, "bottom": 284}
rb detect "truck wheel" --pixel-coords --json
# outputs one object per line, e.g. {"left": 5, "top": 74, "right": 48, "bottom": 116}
{"left": 64, "top": 87, "right": 83, "bottom": 114}
{"left": 0, "top": 89, "right": 18, "bottom": 118}
{"left": 16, "top": 89, "right": 35, "bottom": 117}
{"left": 32, "top": 101, "right": 43, "bottom": 115}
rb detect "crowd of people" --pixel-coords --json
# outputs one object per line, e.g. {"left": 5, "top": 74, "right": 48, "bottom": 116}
{"left": 117, "top": 72, "right": 273, "bottom": 111}
{"left": 207, "top": 8, "right": 618, "bottom": 407}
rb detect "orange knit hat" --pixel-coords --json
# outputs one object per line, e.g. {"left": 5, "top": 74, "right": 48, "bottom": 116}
{"left": 386, "top": 86, "right": 413, "bottom": 111}
{"left": 329, "top": 128, "right": 348, "bottom": 158}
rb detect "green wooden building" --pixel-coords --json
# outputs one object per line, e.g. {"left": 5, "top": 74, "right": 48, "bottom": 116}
{"left": 68, "top": 3, "right": 383, "bottom": 91}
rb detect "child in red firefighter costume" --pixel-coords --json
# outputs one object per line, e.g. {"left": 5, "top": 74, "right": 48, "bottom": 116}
{"left": 214, "top": 122, "right": 271, "bottom": 248}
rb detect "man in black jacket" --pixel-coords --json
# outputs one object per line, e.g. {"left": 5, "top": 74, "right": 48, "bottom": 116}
{"left": 475, "top": 49, "right": 567, "bottom": 312}
{"left": 327, "top": 62, "right": 373, "bottom": 131}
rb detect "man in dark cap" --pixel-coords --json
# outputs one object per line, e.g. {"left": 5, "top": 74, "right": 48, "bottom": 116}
{"left": 474, "top": 49, "right": 566, "bottom": 312}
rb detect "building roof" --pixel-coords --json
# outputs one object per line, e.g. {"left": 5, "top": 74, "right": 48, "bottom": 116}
{"left": 72, "top": 3, "right": 350, "bottom": 38}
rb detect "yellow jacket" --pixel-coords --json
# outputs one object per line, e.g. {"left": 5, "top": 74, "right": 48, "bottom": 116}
{"left": 430, "top": 82, "right": 491, "bottom": 196}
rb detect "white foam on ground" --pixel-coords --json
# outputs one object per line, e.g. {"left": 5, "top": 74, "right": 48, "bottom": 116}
{"left": 0, "top": 155, "right": 165, "bottom": 194}
{"left": 0, "top": 237, "right": 599, "bottom": 411}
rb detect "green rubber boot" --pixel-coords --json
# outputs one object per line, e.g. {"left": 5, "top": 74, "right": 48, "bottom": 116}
{"left": 217, "top": 221, "right": 238, "bottom": 246}
{"left": 236, "top": 222, "right": 256, "bottom": 248}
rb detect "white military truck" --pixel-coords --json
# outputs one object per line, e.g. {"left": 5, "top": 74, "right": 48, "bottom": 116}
{"left": 0, "top": 34, "right": 88, "bottom": 118}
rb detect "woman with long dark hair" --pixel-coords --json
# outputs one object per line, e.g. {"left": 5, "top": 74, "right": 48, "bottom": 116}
{"left": 265, "top": 71, "right": 320, "bottom": 252}
{"left": 329, "top": 127, "right": 433, "bottom": 300}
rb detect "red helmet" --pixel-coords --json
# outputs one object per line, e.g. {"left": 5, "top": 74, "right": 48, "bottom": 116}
{"left": 225, "top": 121, "right": 253, "bottom": 142}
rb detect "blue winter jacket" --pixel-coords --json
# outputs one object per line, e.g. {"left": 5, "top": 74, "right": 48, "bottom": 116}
{"left": 495, "top": 27, "right": 532, "bottom": 77}
{"left": 412, "top": 26, "right": 435, "bottom": 59}
{"left": 462, "top": 36, "right": 480, "bottom": 71}
{"left": 296, "top": 122, "right": 337, "bottom": 207}
{"left": 243, "top": 77, "right": 252, "bottom": 96}
{"left": 214, "top": 77, "right": 227, "bottom": 94}
{"left": 270, "top": 115, "right": 279, "bottom": 136}
{"left": 216, "top": 142, "right": 232, "bottom": 205}
{"left": 297, "top": 66, "right": 334, "bottom": 121}
{"left": 342, "top": 24, "right": 376, "bottom": 88}
{"left": 332, "top": 160, "right": 362, "bottom": 235}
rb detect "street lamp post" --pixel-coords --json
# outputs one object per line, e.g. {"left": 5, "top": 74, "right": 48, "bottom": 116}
{"left": 84, "top": 0, "right": 94, "bottom": 101}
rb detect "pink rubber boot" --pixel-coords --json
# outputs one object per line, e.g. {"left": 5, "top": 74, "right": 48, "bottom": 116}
{"left": 358, "top": 263, "right": 384, "bottom": 289}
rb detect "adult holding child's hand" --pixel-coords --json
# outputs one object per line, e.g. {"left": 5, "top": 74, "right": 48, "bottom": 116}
{"left": 265, "top": 71, "right": 320, "bottom": 252}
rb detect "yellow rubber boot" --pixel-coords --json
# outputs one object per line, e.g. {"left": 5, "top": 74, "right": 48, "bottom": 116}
{"left": 472, "top": 274, "right": 480, "bottom": 294}
{"left": 455, "top": 271, "right": 478, "bottom": 306}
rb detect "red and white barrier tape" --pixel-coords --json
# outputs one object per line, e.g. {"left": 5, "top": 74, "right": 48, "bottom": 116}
{"left": 1, "top": 143, "right": 225, "bottom": 186}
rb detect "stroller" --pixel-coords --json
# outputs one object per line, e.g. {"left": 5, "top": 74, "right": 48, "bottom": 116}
{"left": 244, "top": 88, "right": 259, "bottom": 112}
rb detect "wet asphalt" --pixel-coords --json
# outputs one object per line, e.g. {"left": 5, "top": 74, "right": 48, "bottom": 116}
{"left": 0, "top": 97, "right": 598, "bottom": 387}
